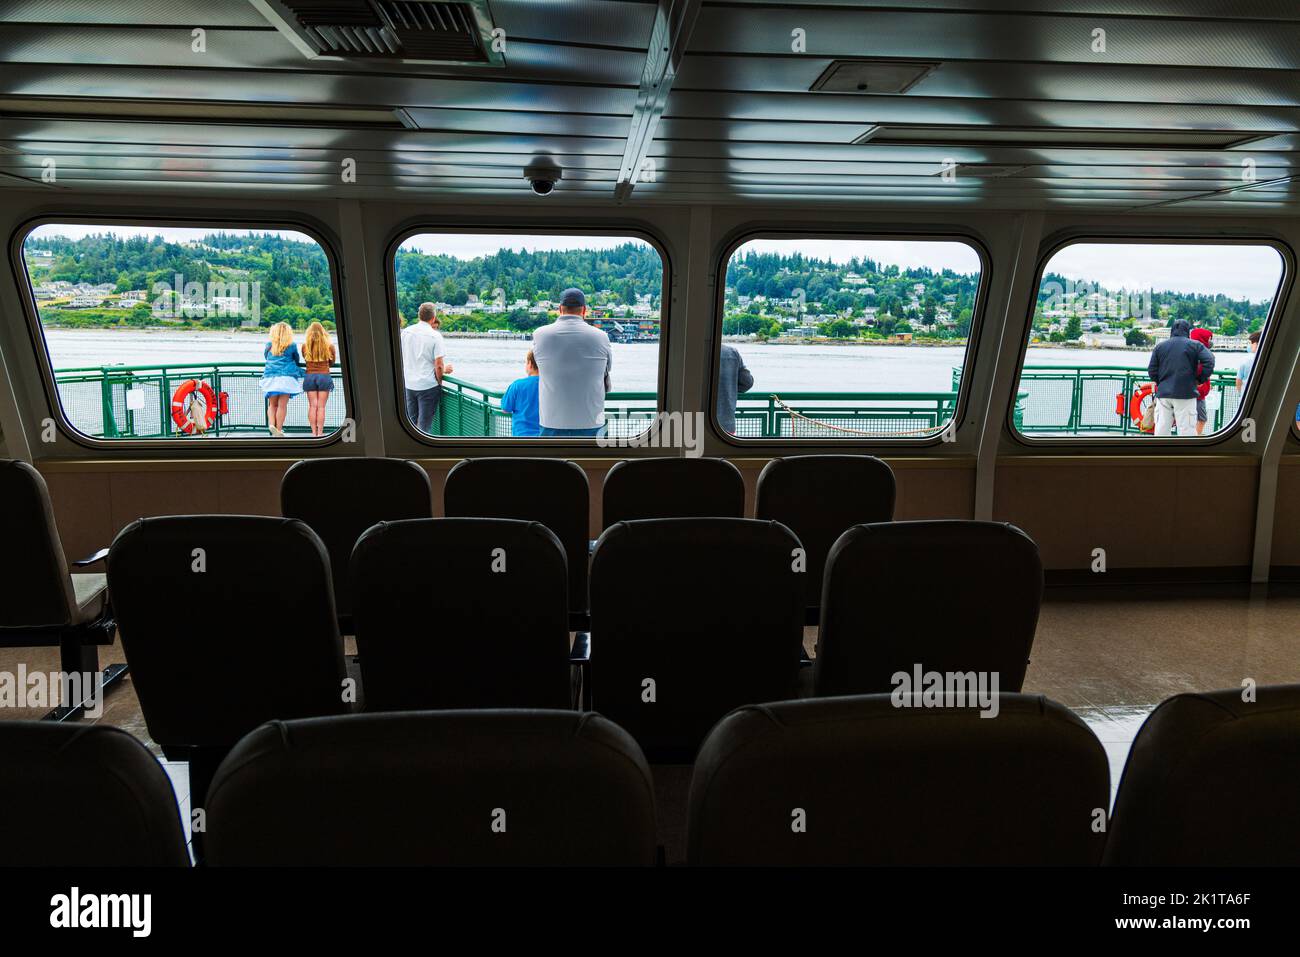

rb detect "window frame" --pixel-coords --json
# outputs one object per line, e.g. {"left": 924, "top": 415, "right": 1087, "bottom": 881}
{"left": 1006, "top": 233, "right": 1295, "bottom": 449}
{"left": 709, "top": 226, "right": 993, "bottom": 448}
{"left": 10, "top": 213, "right": 354, "bottom": 451}
{"left": 383, "top": 222, "right": 673, "bottom": 447}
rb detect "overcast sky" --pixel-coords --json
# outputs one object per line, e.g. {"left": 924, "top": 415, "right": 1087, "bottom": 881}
{"left": 397, "top": 233, "right": 653, "bottom": 258}
{"left": 26, "top": 224, "right": 315, "bottom": 245}
{"left": 735, "top": 238, "right": 982, "bottom": 273}
{"left": 1046, "top": 243, "right": 1282, "bottom": 300}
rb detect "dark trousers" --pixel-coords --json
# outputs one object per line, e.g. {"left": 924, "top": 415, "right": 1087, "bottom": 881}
{"left": 405, "top": 385, "right": 442, "bottom": 433}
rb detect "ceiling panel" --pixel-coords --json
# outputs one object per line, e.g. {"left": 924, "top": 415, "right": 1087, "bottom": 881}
{"left": 0, "top": 0, "right": 1295, "bottom": 211}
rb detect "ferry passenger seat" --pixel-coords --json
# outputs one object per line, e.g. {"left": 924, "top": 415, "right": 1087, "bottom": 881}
{"left": 351, "top": 518, "right": 575, "bottom": 710}
{"left": 600, "top": 457, "right": 745, "bottom": 528}
{"left": 280, "top": 457, "right": 433, "bottom": 634}
{"left": 687, "top": 694, "right": 1108, "bottom": 865}
{"left": 443, "top": 458, "right": 590, "bottom": 631}
{"left": 0, "top": 459, "right": 126, "bottom": 717}
{"left": 1103, "top": 684, "right": 1300, "bottom": 866}
{"left": 815, "top": 521, "right": 1042, "bottom": 696}
{"left": 589, "top": 517, "right": 805, "bottom": 762}
{"left": 204, "top": 711, "right": 657, "bottom": 865}
{"left": 755, "top": 454, "right": 896, "bottom": 625}
{"left": 0, "top": 722, "right": 189, "bottom": 866}
{"left": 106, "top": 515, "right": 350, "bottom": 834}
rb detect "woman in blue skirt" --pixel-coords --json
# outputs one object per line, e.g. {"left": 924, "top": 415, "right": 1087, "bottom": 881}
{"left": 262, "top": 321, "right": 304, "bottom": 436}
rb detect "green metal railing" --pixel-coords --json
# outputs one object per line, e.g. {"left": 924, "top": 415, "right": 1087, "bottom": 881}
{"left": 954, "top": 365, "right": 1244, "bottom": 435}
{"left": 53, "top": 361, "right": 1246, "bottom": 439}
{"left": 53, "top": 361, "right": 344, "bottom": 438}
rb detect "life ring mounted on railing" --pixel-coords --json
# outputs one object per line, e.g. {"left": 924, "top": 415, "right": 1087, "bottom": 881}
{"left": 170, "top": 379, "right": 226, "bottom": 434}
{"left": 1116, "top": 383, "right": 1156, "bottom": 433}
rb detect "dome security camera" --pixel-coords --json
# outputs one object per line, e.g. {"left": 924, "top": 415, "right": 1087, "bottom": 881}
{"left": 524, "top": 158, "right": 562, "bottom": 196}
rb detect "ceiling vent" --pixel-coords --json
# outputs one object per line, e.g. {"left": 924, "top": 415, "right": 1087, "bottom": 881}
{"left": 250, "top": 0, "right": 504, "bottom": 66}
{"left": 810, "top": 60, "right": 939, "bottom": 95}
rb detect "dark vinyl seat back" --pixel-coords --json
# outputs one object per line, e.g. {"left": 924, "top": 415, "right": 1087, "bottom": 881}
{"left": 601, "top": 457, "right": 745, "bottom": 529}
{"left": 816, "top": 521, "right": 1042, "bottom": 696}
{"left": 443, "top": 458, "right": 589, "bottom": 617}
{"left": 205, "top": 711, "right": 657, "bottom": 865}
{"left": 0, "top": 460, "right": 78, "bottom": 630}
{"left": 754, "top": 455, "right": 895, "bottom": 620}
{"left": 107, "top": 515, "right": 349, "bottom": 750}
{"left": 1104, "top": 684, "right": 1300, "bottom": 866}
{"left": 280, "top": 458, "right": 432, "bottom": 626}
{"left": 688, "top": 694, "right": 1108, "bottom": 865}
{"left": 0, "top": 722, "right": 189, "bottom": 866}
{"left": 589, "top": 518, "right": 804, "bottom": 760}
{"left": 352, "top": 518, "right": 571, "bottom": 710}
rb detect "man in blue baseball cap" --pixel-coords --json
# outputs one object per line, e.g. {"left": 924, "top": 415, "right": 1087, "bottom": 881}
{"left": 530, "top": 287, "right": 613, "bottom": 437}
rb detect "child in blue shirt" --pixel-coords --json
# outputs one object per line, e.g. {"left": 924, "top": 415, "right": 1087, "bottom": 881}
{"left": 501, "top": 350, "right": 541, "bottom": 437}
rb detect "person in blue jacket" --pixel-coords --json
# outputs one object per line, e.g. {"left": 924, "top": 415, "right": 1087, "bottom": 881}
{"left": 261, "top": 321, "right": 304, "bottom": 436}
{"left": 501, "top": 350, "right": 541, "bottom": 437}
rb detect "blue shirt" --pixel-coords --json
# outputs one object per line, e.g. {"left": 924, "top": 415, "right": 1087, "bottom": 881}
{"left": 501, "top": 375, "right": 541, "bottom": 437}
{"left": 264, "top": 342, "right": 304, "bottom": 378}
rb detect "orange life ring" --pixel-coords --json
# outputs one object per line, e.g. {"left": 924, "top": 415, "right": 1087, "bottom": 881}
{"left": 1116, "top": 383, "right": 1156, "bottom": 432}
{"left": 171, "top": 379, "right": 220, "bottom": 434}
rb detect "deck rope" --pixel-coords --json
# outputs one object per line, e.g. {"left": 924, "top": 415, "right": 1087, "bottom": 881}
{"left": 768, "top": 394, "right": 945, "bottom": 438}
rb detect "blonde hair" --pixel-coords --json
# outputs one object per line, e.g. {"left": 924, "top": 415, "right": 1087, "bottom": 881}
{"left": 303, "top": 321, "right": 333, "bottom": 363}
{"left": 525, "top": 349, "right": 537, "bottom": 370}
{"left": 268, "top": 322, "right": 294, "bottom": 356}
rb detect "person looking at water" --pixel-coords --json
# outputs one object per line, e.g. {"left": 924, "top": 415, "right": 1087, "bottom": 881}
{"left": 301, "top": 320, "right": 335, "bottom": 437}
{"left": 1236, "top": 330, "right": 1260, "bottom": 392}
{"left": 716, "top": 344, "right": 754, "bottom": 434}
{"left": 500, "top": 350, "right": 541, "bottom": 437}
{"left": 531, "top": 287, "right": 612, "bottom": 438}
{"left": 1190, "top": 326, "right": 1214, "bottom": 435}
{"left": 401, "top": 301, "right": 453, "bottom": 434}
{"left": 261, "top": 321, "right": 304, "bottom": 437}
{"left": 1147, "top": 318, "right": 1214, "bottom": 436}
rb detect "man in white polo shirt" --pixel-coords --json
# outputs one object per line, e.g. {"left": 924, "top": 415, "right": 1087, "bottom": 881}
{"left": 531, "top": 288, "right": 612, "bottom": 437}
{"left": 400, "top": 301, "right": 453, "bottom": 433}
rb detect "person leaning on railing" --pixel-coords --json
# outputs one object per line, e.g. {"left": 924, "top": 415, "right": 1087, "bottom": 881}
{"left": 301, "top": 321, "right": 336, "bottom": 438}
{"left": 400, "top": 302, "right": 454, "bottom": 434}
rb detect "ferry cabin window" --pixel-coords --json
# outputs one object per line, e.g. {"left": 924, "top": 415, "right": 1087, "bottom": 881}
{"left": 21, "top": 224, "right": 346, "bottom": 442}
{"left": 716, "top": 237, "right": 983, "bottom": 440}
{"left": 1014, "top": 242, "right": 1284, "bottom": 440}
{"left": 392, "top": 233, "right": 664, "bottom": 439}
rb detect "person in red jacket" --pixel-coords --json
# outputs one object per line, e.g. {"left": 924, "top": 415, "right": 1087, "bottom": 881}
{"left": 1190, "top": 326, "right": 1214, "bottom": 434}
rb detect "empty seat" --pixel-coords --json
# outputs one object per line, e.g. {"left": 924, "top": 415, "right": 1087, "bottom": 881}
{"left": 107, "top": 515, "right": 349, "bottom": 815}
{"left": 444, "top": 458, "right": 590, "bottom": 628}
{"left": 589, "top": 518, "right": 804, "bottom": 761}
{"left": 351, "top": 518, "right": 572, "bottom": 710}
{"left": 0, "top": 459, "right": 126, "bottom": 715}
{"left": 0, "top": 721, "right": 189, "bottom": 866}
{"left": 755, "top": 455, "right": 895, "bottom": 623}
{"left": 1104, "top": 684, "right": 1300, "bottom": 866}
{"left": 280, "top": 457, "right": 432, "bottom": 632}
{"left": 815, "top": 521, "right": 1042, "bottom": 696}
{"left": 205, "top": 711, "right": 656, "bottom": 865}
{"left": 689, "top": 694, "right": 1108, "bottom": 865}
{"left": 601, "top": 458, "right": 745, "bottom": 529}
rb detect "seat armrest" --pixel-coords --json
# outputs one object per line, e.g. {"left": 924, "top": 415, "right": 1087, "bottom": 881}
{"left": 71, "top": 547, "right": 109, "bottom": 567}
{"left": 569, "top": 631, "right": 591, "bottom": 663}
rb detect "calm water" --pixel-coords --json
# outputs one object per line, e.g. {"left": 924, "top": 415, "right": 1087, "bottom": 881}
{"left": 41, "top": 328, "right": 1251, "bottom": 395}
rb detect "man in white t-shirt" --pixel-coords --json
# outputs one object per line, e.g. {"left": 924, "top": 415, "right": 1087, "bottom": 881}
{"left": 400, "top": 302, "right": 453, "bottom": 433}
{"left": 530, "top": 288, "right": 612, "bottom": 437}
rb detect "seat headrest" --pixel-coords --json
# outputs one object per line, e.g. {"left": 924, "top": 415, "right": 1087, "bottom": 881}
{"left": 206, "top": 710, "right": 657, "bottom": 865}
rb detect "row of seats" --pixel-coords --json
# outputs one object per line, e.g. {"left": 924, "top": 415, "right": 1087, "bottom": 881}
{"left": 5, "top": 685, "right": 1298, "bottom": 866}
{"left": 105, "top": 512, "right": 1041, "bottom": 793}
{"left": 282, "top": 453, "right": 897, "bottom": 629}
